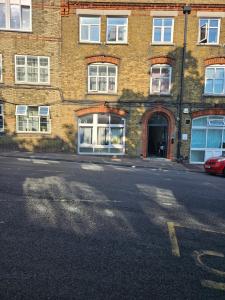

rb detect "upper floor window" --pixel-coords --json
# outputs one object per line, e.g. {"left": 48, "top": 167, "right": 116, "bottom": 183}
{"left": 152, "top": 18, "right": 174, "bottom": 44}
{"left": 107, "top": 17, "right": 128, "bottom": 44}
{"left": 15, "top": 55, "right": 50, "bottom": 85}
{"left": 0, "top": 0, "right": 31, "bottom": 31}
{"left": 205, "top": 65, "right": 225, "bottom": 95}
{"left": 150, "top": 65, "right": 172, "bottom": 95}
{"left": 199, "top": 19, "right": 220, "bottom": 44}
{"left": 88, "top": 63, "right": 117, "bottom": 94}
{"left": 15, "top": 105, "right": 51, "bottom": 133}
{"left": 0, "top": 104, "right": 4, "bottom": 132}
{"left": 79, "top": 16, "right": 100, "bottom": 43}
{"left": 0, "top": 54, "right": 2, "bottom": 82}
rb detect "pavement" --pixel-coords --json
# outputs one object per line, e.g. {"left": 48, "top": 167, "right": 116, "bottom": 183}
{"left": 0, "top": 150, "right": 204, "bottom": 173}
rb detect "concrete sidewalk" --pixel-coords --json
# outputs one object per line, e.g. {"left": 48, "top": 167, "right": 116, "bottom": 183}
{"left": 0, "top": 151, "right": 204, "bottom": 172}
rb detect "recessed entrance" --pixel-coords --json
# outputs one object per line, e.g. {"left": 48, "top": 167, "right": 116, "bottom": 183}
{"left": 148, "top": 113, "right": 168, "bottom": 157}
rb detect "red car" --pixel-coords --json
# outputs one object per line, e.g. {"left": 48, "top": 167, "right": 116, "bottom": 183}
{"left": 204, "top": 155, "right": 225, "bottom": 176}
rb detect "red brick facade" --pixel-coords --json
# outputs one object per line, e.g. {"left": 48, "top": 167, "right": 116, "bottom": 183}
{"left": 149, "top": 56, "right": 175, "bottom": 66}
{"left": 85, "top": 55, "right": 120, "bottom": 65}
{"left": 204, "top": 57, "right": 225, "bottom": 66}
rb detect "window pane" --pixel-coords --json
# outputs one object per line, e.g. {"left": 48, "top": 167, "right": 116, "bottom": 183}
{"left": 81, "top": 17, "right": 99, "bottom": 25}
{"left": 97, "top": 127, "right": 109, "bottom": 145}
{"left": 27, "top": 57, "right": 38, "bottom": 67}
{"left": 81, "top": 25, "right": 89, "bottom": 40}
{"left": 152, "top": 78, "right": 160, "bottom": 93}
{"left": 98, "top": 66, "right": 107, "bottom": 76}
{"left": 118, "top": 26, "right": 126, "bottom": 42}
{"left": 205, "top": 68, "right": 214, "bottom": 78}
{"left": 207, "top": 130, "right": 222, "bottom": 148}
{"left": 28, "top": 107, "right": 38, "bottom": 116}
{"left": 111, "top": 115, "right": 124, "bottom": 125}
{"left": 40, "top": 58, "right": 49, "bottom": 67}
{"left": 10, "top": 5, "right": 20, "bottom": 29}
{"left": 40, "top": 68, "right": 49, "bottom": 83}
{"left": 205, "top": 79, "right": 213, "bottom": 94}
{"left": 214, "top": 79, "right": 224, "bottom": 94}
{"left": 209, "top": 19, "right": 218, "bottom": 27}
{"left": 98, "top": 114, "right": 109, "bottom": 124}
{"left": 21, "top": 6, "right": 30, "bottom": 30}
{"left": 152, "top": 68, "right": 160, "bottom": 77}
{"left": 164, "top": 18, "right": 172, "bottom": 26}
{"left": 215, "top": 68, "right": 224, "bottom": 79}
{"left": 16, "top": 105, "right": 27, "bottom": 115}
{"left": 108, "top": 18, "right": 127, "bottom": 25}
{"left": 89, "top": 66, "right": 97, "bottom": 76}
{"left": 192, "top": 117, "right": 207, "bottom": 127}
{"left": 0, "top": 116, "right": 3, "bottom": 130}
{"left": 191, "top": 151, "right": 205, "bottom": 163}
{"left": 108, "top": 66, "right": 116, "bottom": 76}
{"left": 39, "top": 106, "right": 49, "bottom": 116}
{"left": 80, "top": 115, "right": 93, "bottom": 124}
{"left": 160, "top": 78, "right": 170, "bottom": 93}
{"left": 90, "top": 25, "right": 99, "bottom": 42}
{"left": 40, "top": 117, "right": 49, "bottom": 132}
{"left": 107, "top": 26, "right": 116, "bottom": 41}
{"left": 89, "top": 77, "right": 97, "bottom": 91}
{"left": 208, "top": 28, "right": 218, "bottom": 43}
{"left": 111, "top": 128, "right": 123, "bottom": 145}
{"left": 164, "top": 28, "right": 172, "bottom": 42}
{"left": 16, "top": 67, "right": 26, "bottom": 81}
{"left": 98, "top": 77, "right": 107, "bottom": 91}
{"left": 80, "top": 127, "right": 92, "bottom": 144}
{"left": 27, "top": 66, "right": 38, "bottom": 82}
{"left": 18, "top": 116, "right": 27, "bottom": 131}
{"left": 16, "top": 56, "right": 25, "bottom": 65}
{"left": 0, "top": 4, "right": 6, "bottom": 28}
{"left": 161, "top": 68, "right": 170, "bottom": 77}
{"left": 154, "top": 19, "right": 162, "bottom": 26}
{"left": 153, "top": 27, "right": 161, "bottom": 42}
{"left": 28, "top": 117, "right": 39, "bottom": 132}
{"left": 108, "top": 77, "right": 115, "bottom": 92}
{"left": 191, "top": 129, "right": 206, "bottom": 148}
{"left": 200, "top": 19, "right": 208, "bottom": 27}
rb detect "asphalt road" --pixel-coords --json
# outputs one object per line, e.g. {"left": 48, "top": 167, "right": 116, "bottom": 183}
{"left": 0, "top": 156, "right": 225, "bottom": 300}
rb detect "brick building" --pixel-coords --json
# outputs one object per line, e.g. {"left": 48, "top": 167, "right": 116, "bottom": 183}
{"left": 0, "top": 0, "right": 225, "bottom": 163}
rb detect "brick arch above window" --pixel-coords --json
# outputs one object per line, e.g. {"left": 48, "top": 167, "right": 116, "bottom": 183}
{"left": 75, "top": 104, "right": 127, "bottom": 117}
{"left": 204, "top": 57, "right": 225, "bottom": 66}
{"left": 85, "top": 55, "right": 120, "bottom": 65}
{"left": 192, "top": 109, "right": 225, "bottom": 118}
{"left": 149, "top": 56, "right": 175, "bottom": 66}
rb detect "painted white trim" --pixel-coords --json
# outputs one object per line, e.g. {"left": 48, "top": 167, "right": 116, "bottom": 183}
{"left": 79, "top": 16, "right": 101, "bottom": 43}
{"left": 198, "top": 18, "right": 220, "bottom": 45}
{"left": 152, "top": 17, "right": 174, "bottom": 44}
{"left": 106, "top": 16, "right": 128, "bottom": 44}
{"left": 150, "top": 11, "right": 178, "bottom": 17}
{"left": 150, "top": 64, "right": 172, "bottom": 95}
{"left": 204, "top": 65, "right": 225, "bottom": 95}
{"left": 76, "top": 9, "right": 131, "bottom": 16}
{"left": 197, "top": 12, "right": 225, "bottom": 18}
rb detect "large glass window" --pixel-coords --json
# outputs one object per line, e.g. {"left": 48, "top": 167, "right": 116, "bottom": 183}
{"left": 0, "top": 104, "right": 4, "bottom": 132}
{"left": 150, "top": 65, "right": 172, "bottom": 95}
{"left": 107, "top": 17, "right": 128, "bottom": 43}
{"left": 88, "top": 64, "right": 117, "bottom": 94}
{"left": 79, "top": 16, "right": 100, "bottom": 43}
{"left": 204, "top": 66, "right": 225, "bottom": 95}
{"left": 190, "top": 115, "right": 225, "bottom": 163}
{"left": 16, "top": 105, "right": 51, "bottom": 133}
{"left": 78, "top": 113, "right": 125, "bottom": 154}
{"left": 15, "top": 55, "right": 50, "bottom": 85}
{"left": 0, "top": 0, "right": 31, "bottom": 31}
{"left": 199, "top": 19, "right": 220, "bottom": 44}
{"left": 152, "top": 18, "right": 174, "bottom": 44}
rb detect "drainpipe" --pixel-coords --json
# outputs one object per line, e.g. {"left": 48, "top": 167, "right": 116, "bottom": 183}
{"left": 177, "top": 5, "right": 191, "bottom": 161}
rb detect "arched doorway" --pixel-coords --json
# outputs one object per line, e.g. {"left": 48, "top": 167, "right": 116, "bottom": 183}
{"left": 148, "top": 113, "right": 168, "bottom": 157}
{"left": 142, "top": 107, "right": 175, "bottom": 159}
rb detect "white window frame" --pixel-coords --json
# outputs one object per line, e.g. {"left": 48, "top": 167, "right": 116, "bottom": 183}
{"left": 15, "top": 105, "right": 51, "bottom": 133}
{"left": 0, "top": 104, "right": 4, "bottom": 132}
{"left": 198, "top": 18, "right": 220, "bottom": 45}
{"left": 15, "top": 55, "right": 50, "bottom": 85}
{"left": 152, "top": 17, "right": 174, "bottom": 44}
{"left": 79, "top": 16, "right": 101, "bottom": 43}
{"left": 88, "top": 63, "right": 118, "bottom": 94}
{"left": 190, "top": 115, "right": 225, "bottom": 164}
{"left": 150, "top": 64, "right": 172, "bottom": 95}
{"left": 0, "top": 54, "right": 2, "bottom": 82}
{"left": 78, "top": 113, "right": 126, "bottom": 155}
{"left": 106, "top": 16, "right": 128, "bottom": 44}
{"left": 204, "top": 65, "right": 225, "bottom": 95}
{"left": 0, "top": 0, "right": 32, "bottom": 32}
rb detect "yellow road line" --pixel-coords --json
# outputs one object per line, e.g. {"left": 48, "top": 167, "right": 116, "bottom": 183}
{"left": 167, "top": 222, "right": 180, "bottom": 257}
{"left": 201, "top": 280, "right": 225, "bottom": 291}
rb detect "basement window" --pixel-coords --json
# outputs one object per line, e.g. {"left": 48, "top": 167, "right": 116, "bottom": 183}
{"left": 0, "top": 0, "right": 32, "bottom": 32}
{"left": 16, "top": 105, "right": 51, "bottom": 133}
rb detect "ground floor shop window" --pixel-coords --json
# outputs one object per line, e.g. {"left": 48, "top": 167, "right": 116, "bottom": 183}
{"left": 0, "top": 104, "right": 4, "bottom": 132}
{"left": 78, "top": 113, "right": 125, "bottom": 154}
{"left": 16, "top": 105, "right": 51, "bottom": 133}
{"left": 190, "top": 115, "right": 225, "bottom": 163}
